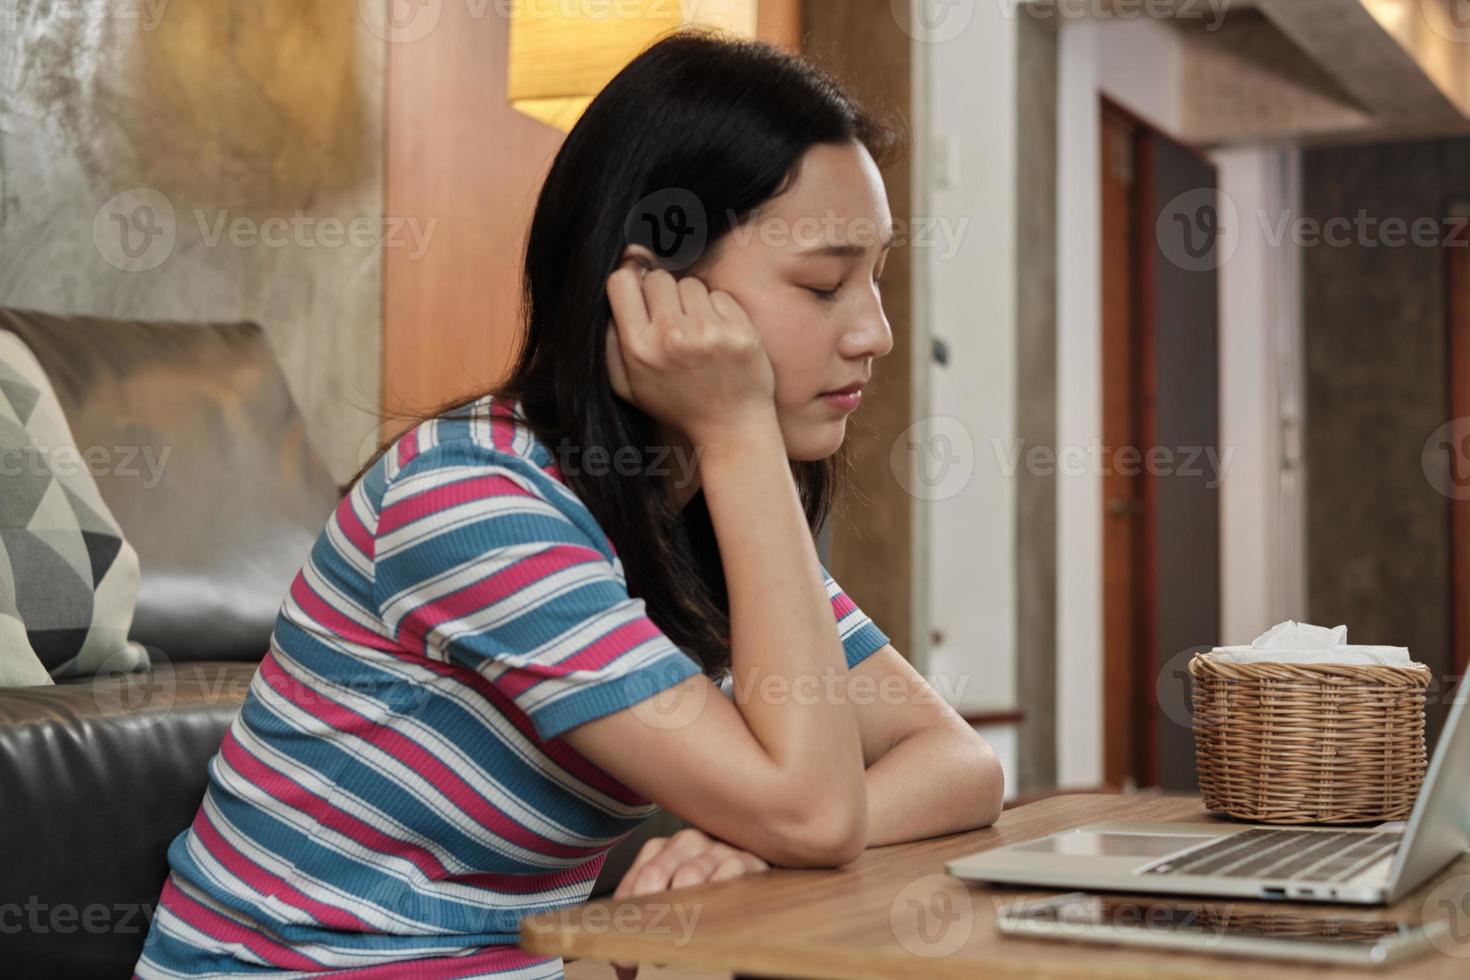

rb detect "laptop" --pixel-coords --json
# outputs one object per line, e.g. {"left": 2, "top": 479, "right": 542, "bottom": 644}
{"left": 948, "top": 683, "right": 1470, "bottom": 905}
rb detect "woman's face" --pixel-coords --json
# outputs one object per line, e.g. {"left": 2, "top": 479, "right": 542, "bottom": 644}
{"left": 685, "top": 140, "right": 895, "bottom": 461}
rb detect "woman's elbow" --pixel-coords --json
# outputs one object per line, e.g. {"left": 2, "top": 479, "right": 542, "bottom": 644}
{"left": 766, "top": 794, "right": 868, "bottom": 868}
{"left": 973, "top": 735, "right": 1006, "bottom": 828}
{"left": 804, "top": 806, "right": 868, "bottom": 866}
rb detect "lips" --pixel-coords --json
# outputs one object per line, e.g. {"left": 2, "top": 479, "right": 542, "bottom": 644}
{"left": 821, "top": 381, "right": 866, "bottom": 396}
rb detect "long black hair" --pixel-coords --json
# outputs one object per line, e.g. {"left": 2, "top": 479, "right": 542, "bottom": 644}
{"left": 355, "top": 28, "right": 903, "bottom": 680}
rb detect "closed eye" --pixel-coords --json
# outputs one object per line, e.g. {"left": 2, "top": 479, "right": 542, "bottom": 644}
{"left": 806, "top": 275, "right": 884, "bottom": 302}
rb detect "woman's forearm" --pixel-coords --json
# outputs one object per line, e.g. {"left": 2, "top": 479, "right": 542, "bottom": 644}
{"left": 697, "top": 417, "right": 868, "bottom": 847}
{"left": 862, "top": 726, "right": 1005, "bottom": 847}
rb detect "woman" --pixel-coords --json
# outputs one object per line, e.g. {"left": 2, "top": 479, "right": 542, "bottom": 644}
{"left": 135, "top": 29, "right": 1004, "bottom": 980}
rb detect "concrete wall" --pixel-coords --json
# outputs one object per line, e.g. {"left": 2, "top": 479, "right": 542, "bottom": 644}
{"left": 1300, "top": 137, "right": 1468, "bottom": 739}
{"left": 912, "top": 0, "right": 1020, "bottom": 798}
{"left": 0, "top": 0, "right": 383, "bottom": 484}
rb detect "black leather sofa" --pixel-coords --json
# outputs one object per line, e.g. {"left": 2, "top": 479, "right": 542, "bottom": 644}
{"left": 0, "top": 310, "right": 684, "bottom": 978}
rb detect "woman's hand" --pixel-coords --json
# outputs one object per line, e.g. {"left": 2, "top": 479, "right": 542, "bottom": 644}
{"left": 605, "top": 259, "right": 776, "bottom": 447}
{"left": 608, "top": 826, "right": 771, "bottom": 980}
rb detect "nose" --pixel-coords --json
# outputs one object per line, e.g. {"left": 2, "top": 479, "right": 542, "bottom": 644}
{"left": 839, "top": 286, "right": 894, "bottom": 361}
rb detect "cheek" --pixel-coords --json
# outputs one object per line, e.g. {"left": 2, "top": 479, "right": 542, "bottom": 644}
{"left": 747, "top": 306, "right": 825, "bottom": 404}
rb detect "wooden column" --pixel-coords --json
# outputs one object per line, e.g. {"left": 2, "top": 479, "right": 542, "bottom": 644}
{"left": 1015, "top": 11, "right": 1060, "bottom": 792}
{"left": 382, "top": 4, "right": 563, "bottom": 426}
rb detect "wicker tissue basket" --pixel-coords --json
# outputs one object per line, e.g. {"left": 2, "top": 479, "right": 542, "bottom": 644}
{"left": 1188, "top": 654, "right": 1431, "bottom": 824}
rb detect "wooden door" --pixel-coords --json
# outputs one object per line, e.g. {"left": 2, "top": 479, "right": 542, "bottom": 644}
{"left": 1100, "top": 101, "right": 1222, "bottom": 791}
{"left": 1100, "top": 105, "right": 1148, "bottom": 789}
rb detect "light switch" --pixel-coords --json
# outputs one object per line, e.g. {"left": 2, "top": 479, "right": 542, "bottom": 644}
{"left": 932, "top": 133, "right": 959, "bottom": 189}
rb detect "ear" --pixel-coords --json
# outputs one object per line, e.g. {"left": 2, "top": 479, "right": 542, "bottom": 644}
{"left": 620, "top": 243, "right": 660, "bottom": 277}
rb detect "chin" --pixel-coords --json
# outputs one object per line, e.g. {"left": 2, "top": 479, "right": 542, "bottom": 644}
{"left": 782, "top": 419, "right": 847, "bottom": 462}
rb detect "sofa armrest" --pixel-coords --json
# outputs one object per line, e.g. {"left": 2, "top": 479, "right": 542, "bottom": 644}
{"left": 0, "top": 661, "right": 257, "bottom": 978}
{"left": 0, "top": 658, "right": 692, "bottom": 974}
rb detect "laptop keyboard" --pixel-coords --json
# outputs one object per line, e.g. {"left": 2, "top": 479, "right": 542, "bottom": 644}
{"left": 1137, "top": 828, "right": 1401, "bottom": 884}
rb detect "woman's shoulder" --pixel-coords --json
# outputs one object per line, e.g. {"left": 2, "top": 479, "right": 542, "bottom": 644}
{"left": 369, "top": 394, "right": 608, "bottom": 538}
{"left": 359, "top": 396, "right": 624, "bottom": 573}
{"left": 382, "top": 394, "right": 563, "bottom": 487}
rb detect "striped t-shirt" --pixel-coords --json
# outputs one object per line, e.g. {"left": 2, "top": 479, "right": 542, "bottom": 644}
{"left": 134, "top": 393, "right": 890, "bottom": 979}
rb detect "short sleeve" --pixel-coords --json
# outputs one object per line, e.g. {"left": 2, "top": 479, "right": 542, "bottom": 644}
{"left": 820, "top": 563, "right": 891, "bottom": 669}
{"left": 716, "top": 563, "right": 892, "bottom": 698}
{"left": 372, "top": 441, "right": 703, "bottom": 742}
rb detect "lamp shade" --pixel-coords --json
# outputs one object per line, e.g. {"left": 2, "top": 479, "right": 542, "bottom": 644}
{"left": 508, "top": 0, "right": 760, "bottom": 131}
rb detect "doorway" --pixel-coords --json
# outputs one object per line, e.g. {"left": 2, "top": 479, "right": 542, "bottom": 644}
{"left": 1099, "top": 99, "right": 1222, "bottom": 791}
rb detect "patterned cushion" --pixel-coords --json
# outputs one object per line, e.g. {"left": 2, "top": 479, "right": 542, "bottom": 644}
{"left": 0, "top": 611, "right": 52, "bottom": 686}
{"left": 0, "top": 330, "right": 147, "bottom": 679}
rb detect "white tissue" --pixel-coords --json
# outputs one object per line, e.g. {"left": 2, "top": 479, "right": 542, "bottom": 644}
{"left": 1209, "top": 620, "right": 1414, "bottom": 666}
{"left": 1254, "top": 620, "right": 1346, "bottom": 651}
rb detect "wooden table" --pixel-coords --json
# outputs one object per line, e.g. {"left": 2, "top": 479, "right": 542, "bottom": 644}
{"left": 521, "top": 793, "right": 1470, "bottom": 979}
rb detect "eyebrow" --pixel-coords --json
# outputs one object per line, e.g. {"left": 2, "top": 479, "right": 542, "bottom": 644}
{"left": 794, "top": 231, "right": 895, "bottom": 257}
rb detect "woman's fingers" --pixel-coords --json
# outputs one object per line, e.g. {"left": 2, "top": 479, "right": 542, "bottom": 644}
{"left": 624, "top": 830, "right": 713, "bottom": 895}
{"left": 609, "top": 833, "right": 678, "bottom": 980}
{"left": 677, "top": 274, "right": 718, "bottom": 327}
{"left": 708, "top": 288, "right": 751, "bottom": 327}
{"left": 606, "top": 260, "right": 654, "bottom": 356}
{"left": 640, "top": 268, "right": 687, "bottom": 330}
{"left": 668, "top": 845, "right": 766, "bottom": 889}
{"left": 668, "top": 852, "right": 738, "bottom": 889}
{"left": 612, "top": 836, "right": 674, "bottom": 900}
{"left": 609, "top": 831, "right": 690, "bottom": 980}
{"left": 711, "top": 858, "right": 758, "bottom": 881}
{"left": 631, "top": 836, "right": 765, "bottom": 894}
{"left": 614, "top": 830, "right": 714, "bottom": 899}
{"left": 614, "top": 829, "right": 767, "bottom": 899}
{"left": 606, "top": 831, "right": 768, "bottom": 980}
{"left": 601, "top": 252, "right": 775, "bottom": 441}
